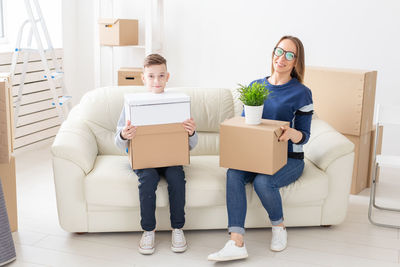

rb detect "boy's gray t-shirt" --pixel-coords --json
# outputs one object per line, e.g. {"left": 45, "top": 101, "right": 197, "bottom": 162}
{"left": 114, "top": 109, "right": 198, "bottom": 152}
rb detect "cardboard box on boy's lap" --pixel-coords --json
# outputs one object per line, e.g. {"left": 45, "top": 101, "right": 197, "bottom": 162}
{"left": 124, "top": 92, "right": 191, "bottom": 169}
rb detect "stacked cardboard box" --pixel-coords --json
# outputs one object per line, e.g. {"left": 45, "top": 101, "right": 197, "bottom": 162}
{"left": 124, "top": 92, "right": 191, "bottom": 169}
{"left": 118, "top": 68, "right": 143, "bottom": 86}
{"left": 0, "top": 73, "right": 17, "bottom": 232}
{"left": 0, "top": 157, "right": 17, "bottom": 232}
{"left": 220, "top": 117, "right": 289, "bottom": 175}
{"left": 304, "top": 67, "right": 378, "bottom": 194}
{"left": 0, "top": 74, "right": 14, "bottom": 163}
{"left": 98, "top": 18, "right": 139, "bottom": 46}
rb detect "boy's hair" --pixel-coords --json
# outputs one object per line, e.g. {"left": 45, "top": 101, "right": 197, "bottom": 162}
{"left": 143, "top": 54, "right": 167, "bottom": 69}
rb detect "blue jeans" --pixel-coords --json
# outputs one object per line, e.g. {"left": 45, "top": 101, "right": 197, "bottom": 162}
{"left": 134, "top": 166, "right": 186, "bottom": 231}
{"left": 227, "top": 158, "right": 304, "bottom": 235}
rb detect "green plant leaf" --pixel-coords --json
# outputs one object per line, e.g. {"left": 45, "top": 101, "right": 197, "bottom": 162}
{"left": 237, "top": 82, "right": 271, "bottom": 106}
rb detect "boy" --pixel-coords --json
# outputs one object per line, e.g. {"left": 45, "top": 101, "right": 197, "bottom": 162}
{"left": 114, "top": 54, "right": 198, "bottom": 255}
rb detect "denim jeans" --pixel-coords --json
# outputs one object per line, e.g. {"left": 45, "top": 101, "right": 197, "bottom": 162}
{"left": 134, "top": 166, "right": 186, "bottom": 231}
{"left": 227, "top": 158, "right": 304, "bottom": 235}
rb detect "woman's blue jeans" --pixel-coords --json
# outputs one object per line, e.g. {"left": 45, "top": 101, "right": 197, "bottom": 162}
{"left": 227, "top": 158, "right": 304, "bottom": 235}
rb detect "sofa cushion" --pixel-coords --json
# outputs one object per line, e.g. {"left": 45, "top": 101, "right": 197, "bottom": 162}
{"left": 85, "top": 155, "right": 170, "bottom": 208}
{"left": 190, "top": 132, "right": 219, "bottom": 156}
{"left": 86, "top": 155, "right": 327, "bottom": 210}
{"left": 85, "top": 155, "right": 254, "bottom": 209}
{"left": 78, "top": 86, "right": 235, "bottom": 156}
{"left": 304, "top": 119, "right": 354, "bottom": 171}
{"left": 167, "top": 88, "right": 234, "bottom": 132}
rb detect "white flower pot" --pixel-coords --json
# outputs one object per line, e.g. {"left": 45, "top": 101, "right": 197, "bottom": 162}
{"left": 244, "top": 104, "right": 264, "bottom": 125}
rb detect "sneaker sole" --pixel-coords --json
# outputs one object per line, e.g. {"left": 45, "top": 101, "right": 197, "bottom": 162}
{"left": 270, "top": 245, "right": 287, "bottom": 252}
{"left": 208, "top": 253, "right": 248, "bottom": 261}
{"left": 138, "top": 246, "right": 155, "bottom": 255}
{"left": 171, "top": 244, "right": 187, "bottom": 253}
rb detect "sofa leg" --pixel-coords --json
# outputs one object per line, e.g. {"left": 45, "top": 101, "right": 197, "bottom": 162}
{"left": 75, "top": 232, "right": 87, "bottom": 235}
{"left": 321, "top": 225, "right": 332, "bottom": 227}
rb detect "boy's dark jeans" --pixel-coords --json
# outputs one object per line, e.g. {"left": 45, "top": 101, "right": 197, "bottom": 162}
{"left": 134, "top": 166, "right": 186, "bottom": 231}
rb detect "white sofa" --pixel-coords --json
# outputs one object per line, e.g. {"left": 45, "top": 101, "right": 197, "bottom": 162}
{"left": 51, "top": 86, "right": 355, "bottom": 233}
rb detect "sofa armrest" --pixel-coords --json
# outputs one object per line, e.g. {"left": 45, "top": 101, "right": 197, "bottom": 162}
{"left": 52, "top": 119, "right": 98, "bottom": 174}
{"left": 304, "top": 119, "right": 354, "bottom": 171}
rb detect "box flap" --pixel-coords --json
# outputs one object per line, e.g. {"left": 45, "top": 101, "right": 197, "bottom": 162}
{"left": 274, "top": 127, "right": 284, "bottom": 138}
{"left": 98, "top": 18, "right": 119, "bottom": 25}
{"left": 221, "top": 116, "right": 289, "bottom": 132}
{"left": 136, "top": 123, "right": 186, "bottom": 136}
{"left": 125, "top": 92, "right": 190, "bottom": 106}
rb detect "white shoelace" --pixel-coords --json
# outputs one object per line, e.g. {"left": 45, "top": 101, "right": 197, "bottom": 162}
{"left": 141, "top": 231, "right": 154, "bottom": 247}
{"left": 173, "top": 229, "right": 185, "bottom": 244}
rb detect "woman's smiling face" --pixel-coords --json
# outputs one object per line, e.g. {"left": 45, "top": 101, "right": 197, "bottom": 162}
{"left": 272, "top": 39, "right": 297, "bottom": 75}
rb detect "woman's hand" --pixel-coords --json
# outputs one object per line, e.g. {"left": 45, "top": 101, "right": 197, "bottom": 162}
{"left": 183, "top": 118, "right": 196, "bottom": 136}
{"left": 121, "top": 120, "right": 137, "bottom": 140}
{"left": 279, "top": 125, "right": 302, "bottom": 143}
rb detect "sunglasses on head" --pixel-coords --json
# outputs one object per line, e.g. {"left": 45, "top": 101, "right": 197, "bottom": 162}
{"left": 273, "top": 47, "right": 296, "bottom": 61}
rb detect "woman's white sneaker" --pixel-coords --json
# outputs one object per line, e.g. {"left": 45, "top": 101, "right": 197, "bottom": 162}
{"left": 207, "top": 240, "right": 248, "bottom": 261}
{"left": 270, "top": 226, "right": 287, "bottom": 252}
{"left": 138, "top": 231, "right": 155, "bottom": 255}
{"left": 171, "top": 229, "right": 187, "bottom": 253}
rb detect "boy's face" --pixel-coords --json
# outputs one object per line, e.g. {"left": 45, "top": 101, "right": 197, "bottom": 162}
{"left": 141, "top": 64, "right": 170, "bottom": 94}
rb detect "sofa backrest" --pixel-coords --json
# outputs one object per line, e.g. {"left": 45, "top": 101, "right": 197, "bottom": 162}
{"left": 75, "top": 86, "right": 236, "bottom": 156}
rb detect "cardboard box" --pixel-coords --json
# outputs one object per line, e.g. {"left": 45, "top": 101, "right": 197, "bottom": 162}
{"left": 99, "top": 18, "right": 138, "bottom": 46}
{"left": 0, "top": 156, "right": 17, "bottom": 232}
{"left": 118, "top": 68, "right": 143, "bottom": 86}
{"left": 367, "top": 125, "right": 383, "bottom": 187}
{"left": 344, "top": 132, "right": 372, "bottom": 194}
{"left": 220, "top": 117, "right": 289, "bottom": 175}
{"left": 0, "top": 74, "right": 14, "bottom": 164}
{"left": 129, "top": 123, "right": 189, "bottom": 169}
{"left": 124, "top": 92, "right": 191, "bottom": 126}
{"left": 304, "top": 67, "right": 377, "bottom": 136}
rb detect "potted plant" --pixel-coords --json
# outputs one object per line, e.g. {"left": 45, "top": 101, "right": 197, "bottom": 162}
{"left": 237, "top": 82, "right": 271, "bottom": 125}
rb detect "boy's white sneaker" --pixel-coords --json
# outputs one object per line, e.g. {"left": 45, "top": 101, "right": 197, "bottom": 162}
{"left": 207, "top": 240, "right": 248, "bottom": 261}
{"left": 270, "top": 226, "right": 287, "bottom": 252}
{"left": 171, "top": 228, "right": 187, "bottom": 252}
{"left": 138, "top": 231, "right": 155, "bottom": 255}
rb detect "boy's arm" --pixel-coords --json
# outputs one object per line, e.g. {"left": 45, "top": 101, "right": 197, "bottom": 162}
{"left": 188, "top": 131, "right": 198, "bottom": 150}
{"left": 114, "top": 109, "right": 129, "bottom": 153}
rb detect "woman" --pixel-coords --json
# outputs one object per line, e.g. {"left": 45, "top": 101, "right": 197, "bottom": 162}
{"left": 208, "top": 36, "right": 313, "bottom": 261}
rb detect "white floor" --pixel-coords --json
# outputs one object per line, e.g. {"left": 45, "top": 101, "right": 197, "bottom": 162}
{"left": 6, "top": 144, "right": 400, "bottom": 267}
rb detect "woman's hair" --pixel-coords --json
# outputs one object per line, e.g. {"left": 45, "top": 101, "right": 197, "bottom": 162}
{"left": 271, "top": 35, "right": 305, "bottom": 83}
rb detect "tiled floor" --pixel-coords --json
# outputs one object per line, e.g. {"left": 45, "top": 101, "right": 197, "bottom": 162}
{"left": 7, "top": 144, "right": 400, "bottom": 267}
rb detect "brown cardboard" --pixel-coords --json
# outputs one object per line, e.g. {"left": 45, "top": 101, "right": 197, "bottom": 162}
{"left": 0, "top": 74, "right": 14, "bottom": 164}
{"left": 345, "top": 132, "right": 371, "bottom": 194}
{"left": 304, "top": 66, "right": 377, "bottom": 136}
{"left": 99, "top": 18, "right": 139, "bottom": 46}
{"left": 220, "top": 117, "right": 289, "bottom": 175}
{"left": 367, "top": 125, "right": 383, "bottom": 187}
{"left": 0, "top": 156, "right": 17, "bottom": 232}
{"left": 129, "top": 123, "right": 189, "bottom": 169}
{"left": 118, "top": 68, "right": 143, "bottom": 86}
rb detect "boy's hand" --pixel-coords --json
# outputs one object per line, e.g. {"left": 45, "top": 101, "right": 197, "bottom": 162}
{"left": 183, "top": 118, "right": 196, "bottom": 136}
{"left": 121, "top": 120, "right": 137, "bottom": 140}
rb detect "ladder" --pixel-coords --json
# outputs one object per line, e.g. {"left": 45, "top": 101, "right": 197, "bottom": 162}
{"left": 10, "top": 0, "right": 71, "bottom": 130}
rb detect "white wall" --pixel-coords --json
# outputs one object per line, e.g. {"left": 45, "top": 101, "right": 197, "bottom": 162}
{"left": 62, "top": 0, "right": 95, "bottom": 105}
{"left": 63, "top": 0, "right": 400, "bottom": 108}
{"left": 162, "top": 0, "right": 400, "bottom": 107}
